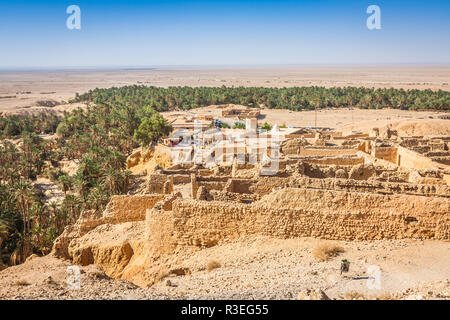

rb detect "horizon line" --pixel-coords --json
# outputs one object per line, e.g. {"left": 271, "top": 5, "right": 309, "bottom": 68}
{"left": 1, "top": 62, "right": 450, "bottom": 72}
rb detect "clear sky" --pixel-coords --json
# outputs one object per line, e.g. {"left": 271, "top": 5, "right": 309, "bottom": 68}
{"left": 0, "top": 0, "right": 449, "bottom": 68}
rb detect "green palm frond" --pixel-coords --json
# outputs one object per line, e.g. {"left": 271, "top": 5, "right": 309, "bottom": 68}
{"left": 0, "top": 219, "right": 9, "bottom": 236}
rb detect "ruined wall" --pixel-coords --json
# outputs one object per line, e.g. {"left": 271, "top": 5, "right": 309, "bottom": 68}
{"left": 210, "top": 190, "right": 260, "bottom": 203}
{"left": 304, "top": 157, "right": 364, "bottom": 166}
{"left": 194, "top": 174, "right": 449, "bottom": 199}
{"left": 162, "top": 168, "right": 214, "bottom": 176}
{"left": 59, "top": 188, "right": 448, "bottom": 287}
{"left": 249, "top": 177, "right": 289, "bottom": 195}
{"left": 408, "top": 170, "right": 447, "bottom": 185}
{"left": 299, "top": 147, "right": 358, "bottom": 157}
{"left": 198, "top": 181, "right": 227, "bottom": 196}
{"left": 146, "top": 188, "right": 449, "bottom": 253}
{"left": 445, "top": 174, "right": 450, "bottom": 186}
{"left": 100, "top": 195, "right": 166, "bottom": 223}
{"left": 348, "top": 163, "right": 376, "bottom": 181}
{"left": 190, "top": 174, "right": 199, "bottom": 198}
{"left": 333, "top": 133, "right": 369, "bottom": 139}
{"left": 224, "top": 179, "right": 254, "bottom": 194}
{"left": 357, "top": 151, "right": 399, "bottom": 170}
{"left": 280, "top": 138, "right": 309, "bottom": 155}
{"left": 191, "top": 175, "right": 230, "bottom": 198}
{"left": 429, "top": 157, "right": 450, "bottom": 166}
{"left": 147, "top": 174, "right": 173, "bottom": 194}
{"left": 289, "top": 176, "right": 450, "bottom": 198}
{"left": 171, "top": 174, "right": 191, "bottom": 184}
{"left": 397, "top": 146, "right": 448, "bottom": 171}
{"left": 373, "top": 147, "right": 398, "bottom": 164}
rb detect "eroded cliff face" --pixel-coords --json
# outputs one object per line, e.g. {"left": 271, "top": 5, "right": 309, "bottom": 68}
{"left": 52, "top": 184, "right": 449, "bottom": 287}
{"left": 51, "top": 195, "right": 167, "bottom": 286}
{"left": 126, "top": 146, "right": 173, "bottom": 175}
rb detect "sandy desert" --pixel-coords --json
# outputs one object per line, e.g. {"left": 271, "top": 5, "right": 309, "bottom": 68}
{"left": 1, "top": 65, "right": 450, "bottom": 115}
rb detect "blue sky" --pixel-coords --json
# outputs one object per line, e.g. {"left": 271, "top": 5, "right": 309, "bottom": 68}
{"left": 0, "top": 0, "right": 449, "bottom": 68}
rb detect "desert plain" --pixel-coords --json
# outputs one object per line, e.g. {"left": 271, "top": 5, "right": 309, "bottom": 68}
{"left": 1, "top": 65, "right": 450, "bottom": 113}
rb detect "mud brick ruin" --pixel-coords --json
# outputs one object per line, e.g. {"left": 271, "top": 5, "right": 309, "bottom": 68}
{"left": 52, "top": 125, "right": 450, "bottom": 285}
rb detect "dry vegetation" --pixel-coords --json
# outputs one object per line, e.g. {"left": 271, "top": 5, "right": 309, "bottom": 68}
{"left": 206, "top": 260, "right": 221, "bottom": 272}
{"left": 375, "top": 293, "right": 397, "bottom": 300}
{"left": 312, "top": 243, "right": 345, "bottom": 262}
{"left": 13, "top": 279, "right": 31, "bottom": 286}
{"left": 339, "top": 291, "right": 398, "bottom": 300}
{"left": 341, "top": 291, "right": 367, "bottom": 300}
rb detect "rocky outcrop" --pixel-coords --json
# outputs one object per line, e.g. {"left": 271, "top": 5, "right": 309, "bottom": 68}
{"left": 126, "top": 146, "right": 173, "bottom": 175}
{"left": 51, "top": 193, "right": 185, "bottom": 287}
{"left": 69, "top": 222, "right": 144, "bottom": 279}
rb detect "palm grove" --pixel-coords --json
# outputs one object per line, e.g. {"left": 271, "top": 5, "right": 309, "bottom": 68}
{"left": 0, "top": 85, "right": 449, "bottom": 268}
{"left": 0, "top": 103, "right": 171, "bottom": 267}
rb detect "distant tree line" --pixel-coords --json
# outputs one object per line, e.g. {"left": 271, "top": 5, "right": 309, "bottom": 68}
{"left": 72, "top": 85, "right": 450, "bottom": 111}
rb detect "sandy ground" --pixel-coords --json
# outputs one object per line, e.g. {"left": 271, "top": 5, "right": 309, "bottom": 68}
{"left": 1, "top": 65, "right": 450, "bottom": 114}
{"left": 163, "top": 105, "right": 450, "bottom": 135}
{"left": 153, "top": 237, "right": 450, "bottom": 300}
{"left": 0, "top": 236, "right": 449, "bottom": 300}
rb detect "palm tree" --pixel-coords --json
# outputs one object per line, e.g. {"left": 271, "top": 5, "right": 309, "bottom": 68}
{"left": 29, "top": 202, "right": 47, "bottom": 254}
{"left": 14, "top": 180, "right": 34, "bottom": 235}
{"left": 74, "top": 173, "right": 90, "bottom": 201}
{"left": 58, "top": 174, "right": 73, "bottom": 196}
{"left": 62, "top": 195, "right": 81, "bottom": 224}
{"left": 87, "top": 188, "right": 108, "bottom": 211}
{"left": 0, "top": 218, "right": 9, "bottom": 249}
{"left": 102, "top": 168, "right": 120, "bottom": 194}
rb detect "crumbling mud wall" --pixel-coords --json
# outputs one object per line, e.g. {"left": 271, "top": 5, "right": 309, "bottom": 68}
{"left": 373, "top": 147, "right": 398, "bottom": 164}
{"left": 55, "top": 187, "right": 449, "bottom": 287}
{"left": 280, "top": 138, "right": 310, "bottom": 155}
{"left": 126, "top": 145, "right": 173, "bottom": 175}
{"left": 146, "top": 174, "right": 174, "bottom": 194}
{"left": 249, "top": 177, "right": 290, "bottom": 195}
{"left": 103, "top": 195, "right": 166, "bottom": 222}
{"left": 357, "top": 151, "right": 399, "bottom": 170}
{"left": 303, "top": 156, "right": 364, "bottom": 166}
{"left": 299, "top": 147, "right": 358, "bottom": 157}
{"left": 190, "top": 173, "right": 450, "bottom": 199}
{"left": 146, "top": 188, "right": 449, "bottom": 254}
{"left": 397, "top": 146, "right": 448, "bottom": 171}
{"left": 288, "top": 177, "right": 450, "bottom": 197}
{"left": 209, "top": 190, "right": 260, "bottom": 203}
{"left": 190, "top": 174, "right": 229, "bottom": 198}
{"left": 224, "top": 179, "right": 254, "bottom": 194}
